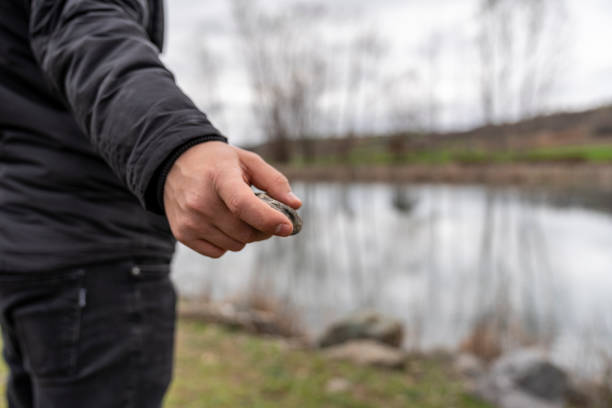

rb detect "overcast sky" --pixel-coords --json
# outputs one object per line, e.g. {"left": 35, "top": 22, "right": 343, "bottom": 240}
{"left": 161, "top": 0, "right": 612, "bottom": 145}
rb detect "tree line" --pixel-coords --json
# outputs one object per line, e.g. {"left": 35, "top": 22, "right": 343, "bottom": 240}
{"left": 200, "top": 0, "right": 568, "bottom": 162}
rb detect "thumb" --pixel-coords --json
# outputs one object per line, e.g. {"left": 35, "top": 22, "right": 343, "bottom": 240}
{"left": 238, "top": 149, "right": 302, "bottom": 209}
{"left": 215, "top": 164, "right": 295, "bottom": 236}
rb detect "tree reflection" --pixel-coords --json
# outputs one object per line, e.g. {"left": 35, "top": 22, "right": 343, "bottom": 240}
{"left": 173, "top": 182, "right": 612, "bottom": 380}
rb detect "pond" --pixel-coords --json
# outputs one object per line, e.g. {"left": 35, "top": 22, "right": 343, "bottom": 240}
{"left": 171, "top": 182, "right": 612, "bottom": 379}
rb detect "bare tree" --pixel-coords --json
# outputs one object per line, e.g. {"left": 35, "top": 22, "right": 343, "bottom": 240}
{"left": 420, "top": 32, "right": 444, "bottom": 134}
{"left": 231, "top": 0, "right": 328, "bottom": 163}
{"left": 199, "top": 39, "right": 227, "bottom": 132}
{"left": 337, "top": 29, "right": 386, "bottom": 137}
{"left": 476, "top": 0, "right": 567, "bottom": 125}
{"left": 384, "top": 69, "right": 424, "bottom": 131}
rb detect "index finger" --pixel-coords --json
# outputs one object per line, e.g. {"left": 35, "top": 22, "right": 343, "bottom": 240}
{"left": 215, "top": 168, "right": 294, "bottom": 236}
{"left": 239, "top": 150, "right": 302, "bottom": 209}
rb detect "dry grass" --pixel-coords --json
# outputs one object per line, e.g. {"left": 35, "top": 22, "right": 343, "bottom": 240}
{"left": 459, "top": 319, "right": 504, "bottom": 363}
{"left": 459, "top": 315, "right": 543, "bottom": 363}
{"left": 179, "top": 292, "right": 305, "bottom": 340}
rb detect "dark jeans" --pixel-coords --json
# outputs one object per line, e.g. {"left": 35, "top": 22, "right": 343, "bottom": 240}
{"left": 0, "top": 260, "right": 176, "bottom": 408}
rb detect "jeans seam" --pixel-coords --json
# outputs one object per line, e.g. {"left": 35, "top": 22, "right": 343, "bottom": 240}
{"left": 126, "top": 268, "right": 144, "bottom": 408}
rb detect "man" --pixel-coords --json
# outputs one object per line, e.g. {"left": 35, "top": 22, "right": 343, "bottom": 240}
{"left": 0, "top": 0, "right": 301, "bottom": 407}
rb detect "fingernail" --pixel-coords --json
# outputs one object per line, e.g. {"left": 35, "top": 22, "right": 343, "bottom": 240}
{"left": 275, "top": 223, "right": 293, "bottom": 236}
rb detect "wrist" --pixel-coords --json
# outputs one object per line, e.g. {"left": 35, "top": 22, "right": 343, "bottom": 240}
{"left": 151, "top": 136, "right": 228, "bottom": 215}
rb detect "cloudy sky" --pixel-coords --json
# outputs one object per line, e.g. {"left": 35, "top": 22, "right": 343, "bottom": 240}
{"left": 161, "top": 0, "right": 612, "bottom": 145}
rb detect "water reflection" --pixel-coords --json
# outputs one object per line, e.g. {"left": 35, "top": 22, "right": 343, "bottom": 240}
{"left": 172, "top": 182, "right": 612, "bottom": 378}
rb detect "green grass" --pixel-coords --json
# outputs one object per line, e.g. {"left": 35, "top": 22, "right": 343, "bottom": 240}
{"left": 0, "top": 320, "right": 491, "bottom": 407}
{"left": 522, "top": 144, "right": 612, "bottom": 162}
{"left": 165, "top": 321, "right": 490, "bottom": 407}
{"left": 294, "top": 144, "right": 612, "bottom": 167}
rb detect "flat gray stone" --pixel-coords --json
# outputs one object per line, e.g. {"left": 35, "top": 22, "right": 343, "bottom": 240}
{"left": 256, "top": 192, "right": 302, "bottom": 235}
{"left": 323, "top": 340, "right": 406, "bottom": 369}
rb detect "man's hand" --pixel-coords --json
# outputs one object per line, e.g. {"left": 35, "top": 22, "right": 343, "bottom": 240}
{"left": 163, "top": 141, "right": 302, "bottom": 258}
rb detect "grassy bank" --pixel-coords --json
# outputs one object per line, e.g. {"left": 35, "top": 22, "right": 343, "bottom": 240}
{"left": 294, "top": 144, "right": 612, "bottom": 167}
{"left": 168, "top": 321, "right": 491, "bottom": 407}
{"left": 0, "top": 320, "right": 491, "bottom": 407}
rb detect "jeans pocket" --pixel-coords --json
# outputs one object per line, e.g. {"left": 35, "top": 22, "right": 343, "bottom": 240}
{"left": 13, "top": 271, "right": 83, "bottom": 379}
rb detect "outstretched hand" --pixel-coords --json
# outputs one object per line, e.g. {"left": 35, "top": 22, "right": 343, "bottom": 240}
{"left": 163, "top": 141, "right": 302, "bottom": 258}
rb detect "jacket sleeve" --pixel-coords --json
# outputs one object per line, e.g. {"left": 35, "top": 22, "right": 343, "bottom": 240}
{"left": 26, "top": 0, "right": 227, "bottom": 213}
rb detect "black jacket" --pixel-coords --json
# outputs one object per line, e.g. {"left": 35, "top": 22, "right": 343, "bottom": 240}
{"left": 0, "top": 0, "right": 226, "bottom": 272}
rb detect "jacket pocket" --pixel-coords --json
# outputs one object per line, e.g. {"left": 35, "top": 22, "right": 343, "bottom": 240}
{"left": 13, "top": 270, "right": 84, "bottom": 379}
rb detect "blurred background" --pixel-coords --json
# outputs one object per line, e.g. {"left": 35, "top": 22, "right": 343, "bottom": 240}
{"left": 161, "top": 0, "right": 612, "bottom": 406}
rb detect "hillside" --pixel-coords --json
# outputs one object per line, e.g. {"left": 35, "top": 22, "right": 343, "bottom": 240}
{"left": 248, "top": 105, "right": 612, "bottom": 165}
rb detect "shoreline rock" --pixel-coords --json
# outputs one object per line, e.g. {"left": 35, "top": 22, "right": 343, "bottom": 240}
{"left": 323, "top": 340, "right": 407, "bottom": 370}
{"left": 178, "top": 300, "right": 307, "bottom": 342}
{"left": 318, "top": 310, "right": 404, "bottom": 349}
{"left": 279, "top": 163, "right": 612, "bottom": 193}
{"left": 474, "top": 349, "right": 568, "bottom": 408}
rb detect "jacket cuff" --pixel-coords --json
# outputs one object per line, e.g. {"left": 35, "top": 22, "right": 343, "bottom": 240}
{"left": 145, "top": 134, "right": 228, "bottom": 215}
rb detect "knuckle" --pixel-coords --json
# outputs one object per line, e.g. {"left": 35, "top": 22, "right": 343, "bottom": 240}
{"left": 273, "top": 173, "right": 289, "bottom": 186}
{"left": 238, "top": 228, "right": 257, "bottom": 244}
{"left": 248, "top": 151, "right": 263, "bottom": 162}
{"left": 246, "top": 229, "right": 259, "bottom": 243}
{"left": 231, "top": 242, "right": 246, "bottom": 252}
{"left": 182, "top": 216, "right": 199, "bottom": 232}
{"left": 184, "top": 192, "right": 202, "bottom": 211}
{"left": 174, "top": 224, "right": 191, "bottom": 242}
{"left": 209, "top": 166, "right": 222, "bottom": 187}
{"left": 249, "top": 232, "right": 267, "bottom": 243}
{"left": 174, "top": 231, "right": 186, "bottom": 242}
{"left": 168, "top": 223, "right": 182, "bottom": 240}
{"left": 258, "top": 220, "right": 277, "bottom": 235}
{"left": 226, "top": 195, "right": 244, "bottom": 216}
{"left": 266, "top": 220, "right": 280, "bottom": 233}
{"left": 210, "top": 165, "right": 231, "bottom": 192}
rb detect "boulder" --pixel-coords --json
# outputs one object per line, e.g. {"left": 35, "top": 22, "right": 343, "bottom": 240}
{"left": 476, "top": 349, "right": 568, "bottom": 408}
{"left": 318, "top": 311, "right": 404, "bottom": 348}
{"left": 323, "top": 340, "right": 406, "bottom": 369}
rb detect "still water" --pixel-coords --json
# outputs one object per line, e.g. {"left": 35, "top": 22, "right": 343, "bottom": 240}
{"left": 172, "top": 182, "right": 612, "bottom": 378}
